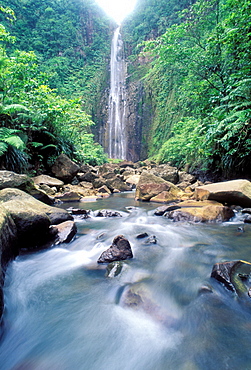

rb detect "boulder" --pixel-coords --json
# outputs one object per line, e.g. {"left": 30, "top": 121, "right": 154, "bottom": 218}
{"left": 125, "top": 174, "right": 140, "bottom": 187}
{"left": 165, "top": 201, "right": 234, "bottom": 222}
{"left": 77, "top": 171, "right": 98, "bottom": 183}
{"left": 79, "top": 181, "right": 93, "bottom": 190}
{"left": 195, "top": 179, "right": 251, "bottom": 207}
{"left": 96, "top": 185, "right": 111, "bottom": 198}
{"left": 67, "top": 207, "right": 90, "bottom": 218}
{"left": 55, "top": 191, "right": 81, "bottom": 202}
{"left": 33, "top": 174, "right": 64, "bottom": 189}
{"left": 0, "top": 188, "right": 73, "bottom": 227}
{"left": 150, "top": 164, "right": 179, "bottom": 184}
{"left": 92, "top": 177, "right": 107, "bottom": 189}
{"left": 51, "top": 154, "right": 79, "bottom": 183}
{"left": 97, "top": 235, "right": 133, "bottom": 263}
{"left": 135, "top": 171, "right": 182, "bottom": 201}
{"left": 0, "top": 170, "right": 34, "bottom": 191}
{"left": 0, "top": 170, "right": 54, "bottom": 205}
{"left": 150, "top": 190, "right": 184, "bottom": 203}
{"left": 37, "top": 184, "right": 57, "bottom": 196}
{"left": 0, "top": 205, "right": 18, "bottom": 319}
{"left": 105, "top": 177, "right": 131, "bottom": 192}
{"left": 95, "top": 209, "right": 123, "bottom": 218}
{"left": 106, "top": 261, "right": 124, "bottom": 278}
{"left": 51, "top": 220, "right": 77, "bottom": 244}
{"left": 119, "top": 160, "right": 135, "bottom": 169}
{"left": 211, "top": 260, "right": 251, "bottom": 298}
{"left": 178, "top": 171, "right": 196, "bottom": 184}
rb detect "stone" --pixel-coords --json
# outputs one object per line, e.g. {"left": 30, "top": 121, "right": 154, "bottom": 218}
{"left": 97, "top": 235, "right": 133, "bottom": 263}
{"left": 79, "top": 181, "right": 93, "bottom": 190}
{"left": 38, "top": 184, "right": 56, "bottom": 196}
{"left": 105, "top": 177, "right": 131, "bottom": 192}
{"left": 211, "top": 260, "right": 251, "bottom": 298}
{"left": 51, "top": 220, "right": 77, "bottom": 244}
{"left": 77, "top": 171, "right": 98, "bottom": 183}
{"left": 154, "top": 204, "right": 180, "bottom": 216}
{"left": 150, "top": 164, "right": 179, "bottom": 184}
{"left": 135, "top": 171, "right": 182, "bottom": 201}
{"left": 178, "top": 171, "right": 196, "bottom": 184}
{"left": 0, "top": 170, "right": 34, "bottom": 191}
{"left": 136, "top": 232, "right": 149, "bottom": 239}
{"left": 96, "top": 185, "right": 111, "bottom": 198}
{"left": 119, "top": 160, "right": 135, "bottom": 168}
{"left": 195, "top": 179, "right": 251, "bottom": 207}
{"left": 0, "top": 170, "right": 54, "bottom": 205}
{"left": 0, "top": 205, "right": 18, "bottom": 319}
{"left": 92, "top": 177, "right": 107, "bottom": 189}
{"left": 33, "top": 174, "right": 64, "bottom": 189}
{"left": 125, "top": 174, "right": 140, "bottom": 187}
{"left": 78, "top": 164, "right": 95, "bottom": 173}
{"left": 150, "top": 191, "right": 181, "bottom": 203}
{"left": 244, "top": 215, "right": 251, "bottom": 223}
{"left": 67, "top": 208, "right": 90, "bottom": 218}
{"left": 165, "top": 204, "right": 234, "bottom": 222}
{"left": 142, "top": 235, "right": 157, "bottom": 245}
{"left": 55, "top": 191, "right": 81, "bottom": 202}
{"left": 0, "top": 188, "right": 73, "bottom": 226}
{"left": 95, "top": 209, "right": 123, "bottom": 218}
{"left": 51, "top": 153, "right": 79, "bottom": 183}
{"left": 106, "top": 261, "right": 124, "bottom": 278}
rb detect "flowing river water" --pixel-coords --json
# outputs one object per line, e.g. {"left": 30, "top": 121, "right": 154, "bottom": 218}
{"left": 1, "top": 192, "right": 251, "bottom": 370}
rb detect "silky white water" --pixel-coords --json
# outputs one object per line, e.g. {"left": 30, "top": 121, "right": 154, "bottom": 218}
{"left": 1, "top": 193, "right": 251, "bottom": 370}
{"left": 108, "top": 26, "right": 127, "bottom": 159}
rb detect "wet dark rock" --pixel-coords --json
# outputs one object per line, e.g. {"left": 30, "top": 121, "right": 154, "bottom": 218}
{"left": 143, "top": 235, "right": 157, "bottom": 245}
{"left": 242, "top": 208, "right": 251, "bottom": 214}
{"left": 211, "top": 260, "right": 251, "bottom": 297}
{"left": 154, "top": 205, "right": 180, "bottom": 216}
{"left": 106, "top": 261, "right": 124, "bottom": 277}
{"left": 51, "top": 220, "right": 77, "bottom": 244}
{"left": 198, "top": 285, "right": 214, "bottom": 296}
{"left": 67, "top": 208, "right": 90, "bottom": 218}
{"left": 244, "top": 215, "right": 251, "bottom": 223}
{"left": 95, "top": 209, "right": 123, "bottom": 218}
{"left": 136, "top": 232, "right": 149, "bottom": 239}
{"left": 97, "top": 235, "right": 133, "bottom": 264}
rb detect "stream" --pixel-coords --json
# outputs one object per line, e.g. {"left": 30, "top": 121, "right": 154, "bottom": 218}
{"left": 1, "top": 192, "right": 251, "bottom": 370}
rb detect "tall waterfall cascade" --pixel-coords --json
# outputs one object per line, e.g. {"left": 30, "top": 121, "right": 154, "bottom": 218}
{"left": 108, "top": 26, "right": 127, "bottom": 159}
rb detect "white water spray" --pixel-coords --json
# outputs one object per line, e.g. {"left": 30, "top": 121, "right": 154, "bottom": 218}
{"left": 108, "top": 26, "right": 127, "bottom": 159}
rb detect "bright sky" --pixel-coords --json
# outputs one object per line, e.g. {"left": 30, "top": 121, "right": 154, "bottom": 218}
{"left": 95, "top": 0, "right": 138, "bottom": 24}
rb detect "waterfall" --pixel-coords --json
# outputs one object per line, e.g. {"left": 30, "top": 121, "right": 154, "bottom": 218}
{"left": 108, "top": 26, "right": 127, "bottom": 159}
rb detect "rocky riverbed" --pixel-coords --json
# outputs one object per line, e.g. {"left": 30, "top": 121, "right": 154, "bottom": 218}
{"left": 1, "top": 154, "right": 251, "bottom": 322}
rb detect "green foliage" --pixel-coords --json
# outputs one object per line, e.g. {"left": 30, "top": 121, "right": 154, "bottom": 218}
{"left": 156, "top": 118, "right": 206, "bottom": 168}
{"left": 140, "top": 0, "right": 251, "bottom": 177}
{"left": 0, "top": 127, "right": 27, "bottom": 172}
{"left": 0, "top": 17, "right": 108, "bottom": 173}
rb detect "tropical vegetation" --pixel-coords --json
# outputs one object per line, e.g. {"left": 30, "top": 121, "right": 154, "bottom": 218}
{"left": 0, "top": 3, "right": 109, "bottom": 173}
{"left": 125, "top": 0, "right": 251, "bottom": 177}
